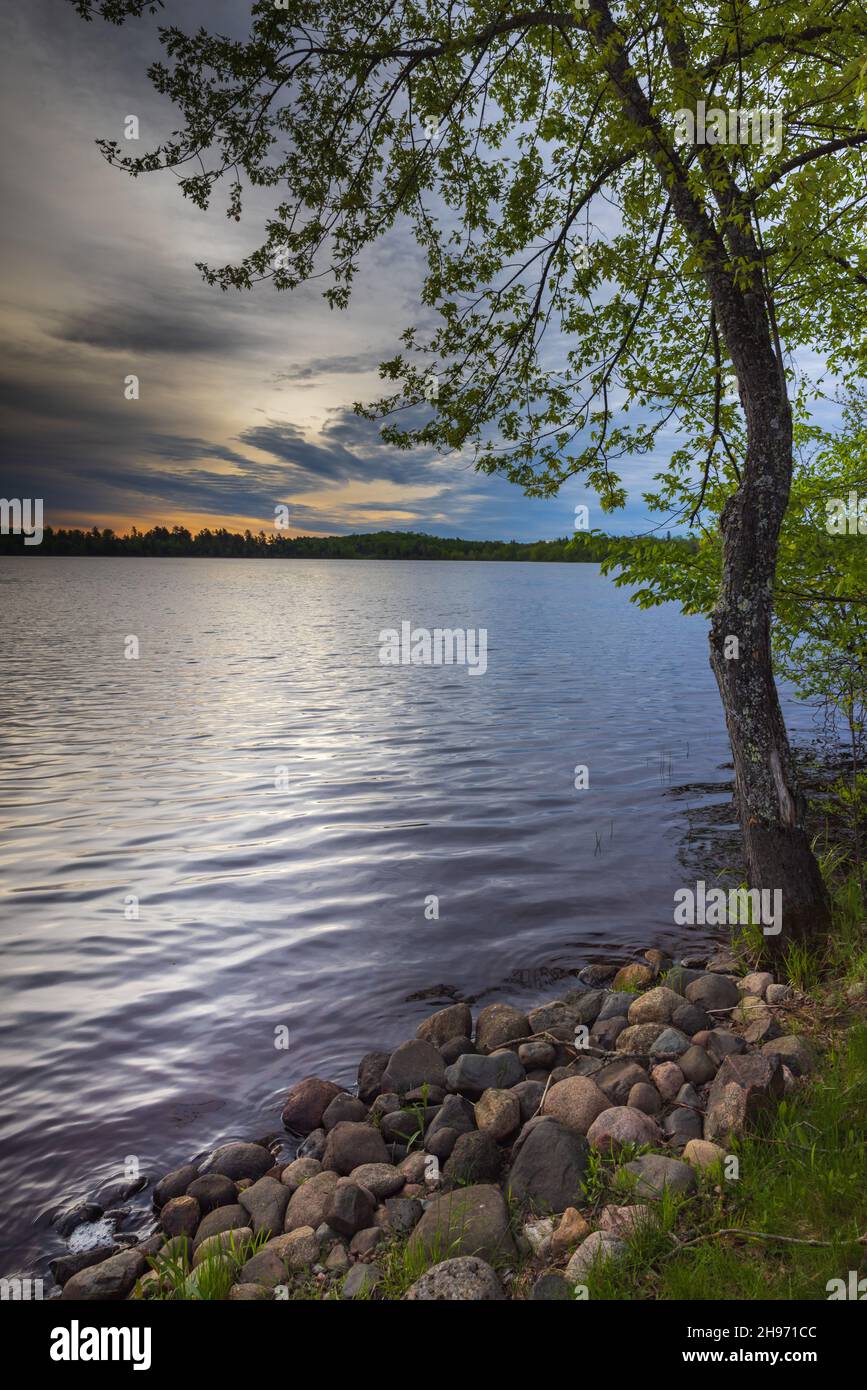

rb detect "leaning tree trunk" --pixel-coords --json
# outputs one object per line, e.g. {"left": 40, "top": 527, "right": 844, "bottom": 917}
{"left": 708, "top": 348, "right": 831, "bottom": 955}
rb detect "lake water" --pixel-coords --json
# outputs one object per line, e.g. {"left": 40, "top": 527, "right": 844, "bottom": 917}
{"left": 0, "top": 557, "right": 816, "bottom": 1278}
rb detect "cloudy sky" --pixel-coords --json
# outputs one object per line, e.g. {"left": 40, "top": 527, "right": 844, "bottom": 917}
{"left": 0, "top": 1, "right": 810, "bottom": 542}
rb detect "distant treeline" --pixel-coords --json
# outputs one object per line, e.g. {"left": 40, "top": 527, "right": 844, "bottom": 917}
{"left": 0, "top": 525, "right": 693, "bottom": 561}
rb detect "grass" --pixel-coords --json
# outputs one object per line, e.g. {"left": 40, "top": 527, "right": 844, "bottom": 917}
{"left": 138, "top": 1228, "right": 270, "bottom": 1301}
{"left": 581, "top": 1020, "right": 867, "bottom": 1300}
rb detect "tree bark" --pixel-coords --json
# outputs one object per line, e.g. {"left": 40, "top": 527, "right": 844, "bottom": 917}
{"left": 708, "top": 344, "right": 831, "bottom": 953}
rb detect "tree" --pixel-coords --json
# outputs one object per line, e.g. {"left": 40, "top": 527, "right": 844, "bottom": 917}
{"left": 72, "top": 0, "right": 867, "bottom": 948}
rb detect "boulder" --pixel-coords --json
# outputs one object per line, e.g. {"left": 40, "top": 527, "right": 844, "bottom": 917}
{"left": 160, "top": 1195, "right": 200, "bottom": 1240}
{"left": 442, "top": 1131, "right": 503, "bottom": 1186}
{"left": 440, "top": 1035, "right": 476, "bottom": 1065}
{"left": 240, "top": 1230, "right": 319, "bottom": 1285}
{"left": 706, "top": 1028, "right": 747, "bottom": 1067}
{"left": 565, "top": 1231, "right": 626, "bottom": 1280}
{"left": 683, "top": 1139, "right": 726, "bottom": 1171}
{"left": 612, "top": 963, "right": 655, "bottom": 991}
{"left": 542, "top": 1076, "right": 609, "bottom": 1134}
{"left": 199, "top": 1142, "right": 274, "bottom": 1182}
{"left": 280, "top": 1157, "right": 322, "bottom": 1192}
{"left": 475, "top": 1088, "right": 521, "bottom": 1141}
{"left": 569, "top": 989, "right": 606, "bottom": 1025}
{"left": 620, "top": 1153, "right": 697, "bottom": 1199}
{"left": 586, "top": 1106, "right": 661, "bottom": 1153}
{"left": 672, "top": 1003, "right": 712, "bottom": 1035}
{"left": 628, "top": 1082, "right": 662, "bottom": 1114}
{"left": 527, "top": 1001, "right": 580, "bottom": 1041}
{"left": 238, "top": 1176, "right": 290, "bottom": 1236}
{"left": 322, "top": 1121, "right": 390, "bottom": 1174}
{"left": 596, "top": 992, "right": 633, "bottom": 1021}
{"left": 325, "top": 1180, "right": 376, "bottom": 1236}
{"left": 594, "top": 1058, "right": 649, "bottom": 1106}
{"left": 408, "top": 1184, "right": 517, "bottom": 1265}
{"left": 192, "top": 1226, "right": 253, "bottom": 1268}
{"left": 678, "top": 1045, "right": 717, "bottom": 1085}
{"left": 506, "top": 1118, "right": 589, "bottom": 1213}
{"left": 153, "top": 1163, "right": 199, "bottom": 1209}
{"left": 761, "top": 1035, "right": 816, "bottom": 1076}
{"left": 322, "top": 1093, "right": 368, "bottom": 1129}
{"left": 627, "top": 986, "right": 682, "bottom": 1025}
{"left": 192, "top": 1204, "right": 247, "bottom": 1252}
{"left": 186, "top": 1173, "right": 236, "bottom": 1214}
{"left": 597, "top": 1203, "right": 651, "bottom": 1237}
{"left": 512, "top": 1079, "right": 546, "bottom": 1123}
{"left": 281, "top": 1077, "right": 346, "bottom": 1135}
{"left": 685, "top": 974, "right": 740, "bottom": 1013}
{"left": 649, "top": 1027, "right": 691, "bottom": 1058}
{"left": 416, "top": 1002, "right": 473, "bottom": 1048}
{"left": 650, "top": 1061, "right": 685, "bottom": 1100}
{"left": 704, "top": 1053, "right": 784, "bottom": 1142}
{"left": 590, "top": 1017, "right": 627, "bottom": 1049}
{"left": 405, "top": 1255, "right": 506, "bottom": 1301}
{"left": 61, "top": 1248, "right": 148, "bottom": 1300}
{"left": 348, "top": 1163, "right": 405, "bottom": 1199}
{"left": 357, "top": 1051, "right": 390, "bottom": 1102}
{"left": 342, "top": 1263, "right": 382, "bottom": 1299}
{"left": 518, "top": 1040, "right": 557, "bottom": 1069}
{"left": 284, "top": 1170, "right": 339, "bottom": 1231}
{"left": 740, "top": 971, "right": 773, "bottom": 998}
{"left": 381, "top": 1039, "right": 445, "bottom": 1094}
{"left": 475, "top": 1003, "right": 529, "bottom": 1052}
{"left": 444, "top": 1051, "right": 525, "bottom": 1098}
{"left": 550, "top": 1206, "right": 591, "bottom": 1258}
{"left": 615, "top": 1022, "right": 667, "bottom": 1053}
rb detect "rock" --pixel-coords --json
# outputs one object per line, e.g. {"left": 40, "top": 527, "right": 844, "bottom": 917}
{"left": 565, "top": 1231, "right": 626, "bottom": 1280}
{"left": 706, "top": 952, "right": 739, "bottom": 974}
{"left": 594, "top": 1058, "right": 649, "bottom": 1106}
{"left": 444, "top": 1050, "right": 525, "bottom": 1098}
{"left": 381, "top": 1039, "right": 446, "bottom": 1095}
{"left": 228, "top": 1282, "right": 269, "bottom": 1300}
{"left": 409, "top": 1184, "right": 517, "bottom": 1264}
{"left": 350, "top": 1226, "right": 383, "bottom": 1257}
{"left": 326, "top": 1180, "right": 376, "bottom": 1236}
{"left": 322, "top": 1093, "right": 368, "bottom": 1129}
{"left": 663, "top": 1107, "right": 703, "bottom": 1145}
{"left": 569, "top": 989, "right": 606, "bottom": 1025}
{"left": 92, "top": 1175, "right": 147, "bottom": 1207}
{"left": 380, "top": 1106, "right": 439, "bottom": 1145}
{"left": 678, "top": 1045, "right": 717, "bottom": 1085}
{"left": 322, "top": 1121, "right": 390, "bottom": 1175}
{"left": 527, "top": 1001, "right": 580, "bottom": 1041}
{"left": 53, "top": 1202, "right": 103, "bottom": 1238}
{"left": 281, "top": 1077, "right": 346, "bottom": 1135}
{"left": 356, "top": 1050, "right": 390, "bottom": 1102}
{"left": 664, "top": 965, "right": 706, "bottom": 994}
{"left": 761, "top": 1035, "right": 816, "bottom": 1076}
{"left": 475, "top": 1088, "right": 521, "bottom": 1141}
{"left": 512, "top": 1079, "right": 546, "bottom": 1123}
{"left": 532, "top": 1272, "right": 575, "bottom": 1299}
{"left": 523, "top": 1216, "right": 555, "bottom": 1256}
{"left": 192, "top": 1226, "right": 253, "bottom": 1268}
{"left": 475, "top": 1003, "right": 529, "bottom": 1052}
{"left": 440, "top": 1035, "right": 476, "bottom": 1065}
{"left": 672, "top": 1003, "right": 711, "bottom": 1035}
{"left": 426, "top": 1126, "right": 460, "bottom": 1161}
{"left": 239, "top": 1176, "right": 291, "bottom": 1237}
{"left": 416, "top": 1002, "right": 473, "bottom": 1048}
{"left": 680, "top": 955, "right": 709, "bottom": 969}
{"left": 342, "top": 1263, "right": 382, "bottom": 1298}
{"left": 384, "top": 1196, "right": 423, "bottom": 1235}
{"left": 734, "top": 994, "right": 772, "bottom": 1025}
{"left": 621, "top": 1153, "right": 697, "bottom": 1199}
{"left": 153, "top": 1163, "right": 200, "bottom": 1209}
{"left": 742, "top": 1015, "right": 783, "bottom": 1045}
{"left": 578, "top": 963, "right": 620, "bottom": 986}
{"left": 348, "top": 1163, "right": 404, "bottom": 1199}
{"left": 705, "top": 1053, "right": 785, "bottom": 1141}
{"left": 518, "top": 1040, "right": 556, "bottom": 1069}
{"left": 706, "top": 1028, "right": 747, "bottom": 1067}
{"left": 683, "top": 1139, "right": 726, "bottom": 1171}
{"left": 192, "top": 1204, "right": 247, "bottom": 1252}
{"left": 443, "top": 1131, "right": 503, "bottom": 1186}
{"left": 596, "top": 991, "right": 633, "bottom": 1021}
{"left": 598, "top": 1203, "right": 651, "bottom": 1237}
{"left": 506, "top": 1118, "right": 588, "bottom": 1213}
{"left": 740, "top": 971, "right": 773, "bottom": 998}
{"left": 586, "top": 1106, "right": 661, "bottom": 1153}
{"left": 61, "top": 1248, "right": 147, "bottom": 1300}
{"left": 398, "top": 1151, "right": 427, "bottom": 1182}
{"left": 650, "top": 1062, "right": 685, "bottom": 1100}
{"left": 240, "top": 1229, "right": 319, "bottom": 1285}
{"left": 280, "top": 1157, "right": 322, "bottom": 1192}
{"left": 284, "top": 1170, "right": 339, "bottom": 1231}
{"left": 590, "top": 1017, "right": 628, "bottom": 1049}
{"left": 160, "top": 1195, "right": 200, "bottom": 1241}
{"left": 685, "top": 974, "right": 740, "bottom": 1013}
{"left": 627, "top": 986, "right": 683, "bottom": 1025}
{"left": 628, "top": 1082, "right": 662, "bottom": 1114}
{"left": 298, "top": 1128, "right": 327, "bottom": 1161}
{"left": 543, "top": 1076, "right": 610, "bottom": 1134}
{"left": 405, "top": 1255, "right": 505, "bottom": 1300}
{"left": 613, "top": 962, "right": 655, "bottom": 991}
{"left": 616, "top": 1022, "right": 667, "bottom": 1054}
{"left": 766, "top": 983, "right": 793, "bottom": 1005}
{"left": 649, "top": 1027, "right": 691, "bottom": 1058}
{"left": 199, "top": 1142, "right": 275, "bottom": 1182}
{"left": 186, "top": 1173, "right": 236, "bottom": 1214}
{"left": 550, "top": 1207, "right": 591, "bottom": 1258}
{"left": 326, "top": 1244, "right": 351, "bottom": 1272}
{"left": 50, "top": 1245, "right": 119, "bottom": 1287}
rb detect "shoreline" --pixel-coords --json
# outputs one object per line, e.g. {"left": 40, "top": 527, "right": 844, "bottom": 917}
{"left": 44, "top": 941, "right": 855, "bottom": 1303}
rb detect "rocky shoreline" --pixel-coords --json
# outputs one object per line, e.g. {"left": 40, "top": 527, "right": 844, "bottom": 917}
{"left": 51, "top": 947, "right": 818, "bottom": 1301}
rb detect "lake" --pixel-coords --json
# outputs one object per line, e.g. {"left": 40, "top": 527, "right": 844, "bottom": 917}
{"left": 0, "top": 557, "right": 817, "bottom": 1276}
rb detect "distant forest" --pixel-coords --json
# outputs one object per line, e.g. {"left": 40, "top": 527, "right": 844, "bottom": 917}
{"left": 0, "top": 525, "right": 692, "bottom": 562}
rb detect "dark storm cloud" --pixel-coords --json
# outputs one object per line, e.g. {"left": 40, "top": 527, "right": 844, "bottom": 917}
{"left": 55, "top": 292, "right": 260, "bottom": 357}
{"left": 274, "top": 350, "right": 392, "bottom": 382}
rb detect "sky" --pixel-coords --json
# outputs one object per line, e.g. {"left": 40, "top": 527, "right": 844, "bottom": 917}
{"left": 0, "top": 1, "right": 834, "bottom": 543}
